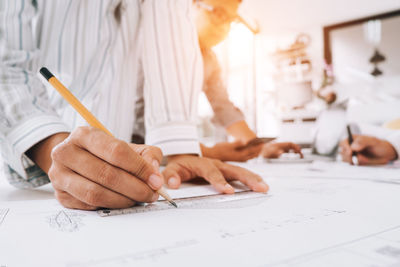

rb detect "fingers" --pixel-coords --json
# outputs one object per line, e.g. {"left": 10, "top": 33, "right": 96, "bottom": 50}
{"left": 215, "top": 161, "right": 269, "bottom": 193}
{"left": 350, "top": 135, "right": 375, "bottom": 152}
{"left": 54, "top": 190, "right": 98, "bottom": 210}
{"left": 49, "top": 163, "right": 138, "bottom": 209}
{"left": 357, "top": 153, "right": 390, "bottom": 166}
{"left": 195, "top": 159, "right": 235, "bottom": 194}
{"left": 163, "top": 156, "right": 234, "bottom": 194}
{"left": 67, "top": 126, "right": 163, "bottom": 190}
{"left": 162, "top": 164, "right": 182, "bottom": 189}
{"left": 163, "top": 155, "right": 268, "bottom": 194}
{"left": 233, "top": 147, "right": 260, "bottom": 162}
{"left": 339, "top": 139, "right": 353, "bottom": 163}
{"left": 51, "top": 143, "right": 157, "bottom": 203}
{"left": 246, "top": 144, "right": 263, "bottom": 158}
{"left": 261, "top": 143, "right": 283, "bottom": 159}
{"left": 277, "top": 142, "right": 303, "bottom": 157}
{"left": 128, "top": 143, "right": 163, "bottom": 171}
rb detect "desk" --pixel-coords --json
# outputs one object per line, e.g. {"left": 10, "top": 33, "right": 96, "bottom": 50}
{"left": 1, "top": 160, "right": 400, "bottom": 267}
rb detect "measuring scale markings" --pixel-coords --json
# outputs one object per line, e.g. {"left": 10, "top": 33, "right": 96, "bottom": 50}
{"left": 98, "top": 191, "right": 269, "bottom": 217}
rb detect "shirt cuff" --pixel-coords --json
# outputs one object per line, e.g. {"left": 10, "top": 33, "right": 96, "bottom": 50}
{"left": 386, "top": 131, "right": 400, "bottom": 159}
{"left": 5, "top": 115, "right": 71, "bottom": 178}
{"left": 146, "top": 122, "right": 201, "bottom": 156}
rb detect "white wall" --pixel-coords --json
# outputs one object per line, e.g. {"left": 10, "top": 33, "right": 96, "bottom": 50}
{"left": 239, "top": 0, "right": 400, "bottom": 69}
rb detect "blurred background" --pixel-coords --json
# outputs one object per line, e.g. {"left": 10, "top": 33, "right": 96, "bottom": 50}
{"left": 197, "top": 0, "right": 400, "bottom": 149}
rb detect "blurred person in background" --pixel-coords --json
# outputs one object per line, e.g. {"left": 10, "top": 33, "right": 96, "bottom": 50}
{"left": 194, "top": 0, "right": 303, "bottom": 162}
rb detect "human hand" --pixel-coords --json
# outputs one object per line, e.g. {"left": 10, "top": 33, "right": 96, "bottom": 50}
{"left": 340, "top": 135, "right": 397, "bottom": 165}
{"left": 201, "top": 141, "right": 262, "bottom": 162}
{"left": 261, "top": 142, "right": 303, "bottom": 159}
{"left": 163, "top": 154, "right": 269, "bottom": 193}
{"left": 46, "top": 127, "right": 163, "bottom": 210}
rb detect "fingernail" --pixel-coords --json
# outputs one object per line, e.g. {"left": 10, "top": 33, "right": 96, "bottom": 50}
{"left": 152, "top": 159, "right": 159, "bottom": 170}
{"left": 221, "top": 183, "right": 234, "bottom": 193}
{"left": 151, "top": 193, "right": 159, "bottom": 202}
{"left": 168, "top": 177, "right": 179, "bottom": 188}
{"left": 258, "top": 182, "right": 269, "bottom": 192}
{"left": 149, "top": 174, "right": 163, "bottom": 189}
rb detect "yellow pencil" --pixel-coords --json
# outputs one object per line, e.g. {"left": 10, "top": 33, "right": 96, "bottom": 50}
{"left": 40, "top": 67, "right": 177, "bottom": 208}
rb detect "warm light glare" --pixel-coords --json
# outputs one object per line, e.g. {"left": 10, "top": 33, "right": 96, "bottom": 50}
{"left": 227, "top": 23, "right": 254, "bottom": 67}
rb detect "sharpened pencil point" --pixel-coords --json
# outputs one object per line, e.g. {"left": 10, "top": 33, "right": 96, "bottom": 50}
{"left": 170, "top": 201, "right": 178, "bottom": 208}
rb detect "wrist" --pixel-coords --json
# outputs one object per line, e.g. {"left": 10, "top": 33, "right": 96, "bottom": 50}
{"left": 226, "top": 120, "right": 256, "bottom": 143}
{"left": 26, "top": 132, "right": 70, "bottom": 174}
{"left": 200, "top": 143, "right": 216, "bottom": 159}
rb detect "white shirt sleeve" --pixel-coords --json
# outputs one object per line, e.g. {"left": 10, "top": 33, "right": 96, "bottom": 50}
{"left": 0, "top": 0, "right": 70, "bottom": 183}
{"left": 141, "top": 0, "right": 203, "bottom": 156}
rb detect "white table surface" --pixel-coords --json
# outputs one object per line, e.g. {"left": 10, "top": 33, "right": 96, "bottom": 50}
{"left": 1, "top": 158, "right": 400, "bottom": 267}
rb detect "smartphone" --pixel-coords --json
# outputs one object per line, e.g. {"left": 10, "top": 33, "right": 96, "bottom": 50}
{"left": 236, "top": 137, "right": 276, "bottom": 151}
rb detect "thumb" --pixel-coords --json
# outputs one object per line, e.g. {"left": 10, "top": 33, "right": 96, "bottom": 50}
{"left": 351, "top": 136, "right": 374, "bottom": 152}
{"left": 162, "top": 164, "right": 182, "bottom": 189}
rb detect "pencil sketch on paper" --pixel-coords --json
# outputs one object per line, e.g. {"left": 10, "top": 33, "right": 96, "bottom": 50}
{"left": 219, "top": 209, "right": 347, "bottom": 239}
{"left": 46, "top": 210, "right": 85, "bottom": 232}
{"left": 0, "top": 208, "right": 9, "bottom": 226}
{"left": 66, "top": 239, "right": 199, "bottom": 267}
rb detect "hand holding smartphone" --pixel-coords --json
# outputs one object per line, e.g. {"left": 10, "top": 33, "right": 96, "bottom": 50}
{"left": 235, "top": 137, "right": 276, "bottom": 151}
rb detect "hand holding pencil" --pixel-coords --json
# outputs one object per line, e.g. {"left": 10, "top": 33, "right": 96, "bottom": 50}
{"left": 339, "top": 133, "right": 398, "bottom": 166}
{"left": 37, "top": 67, "right": 176, "bottom": 210}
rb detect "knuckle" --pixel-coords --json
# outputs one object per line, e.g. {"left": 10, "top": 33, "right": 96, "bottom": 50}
{"left": 210, "top": 158, "right": 222, "bottom": 166}
{"left": 50, "top": 142, "right": 68, "bottom": 162}
{"left": 134, "top": 159, "right": 148, "bottom": 178}
{"left": 55, "top": 191, "right": 68, "bottom": 202}
{"left": 84, "top": 185, "right": 103, "bottom": 206}
{"left": 109, "top": 140, "right": 127, "bottom": 159}
{"left": 73, "top": 126, "right": 91, "bottom": 138}
{"left": 48, "top": 165, "right": 62, "bottom": 188}
{"left": 150, "top": 145, "right": 162, "bottom": 156}
{"left": 97, "top": 164, "right": 119, "bottom": 187}
{"left": 54, "top": 191, "right": 70, "bottom": 207}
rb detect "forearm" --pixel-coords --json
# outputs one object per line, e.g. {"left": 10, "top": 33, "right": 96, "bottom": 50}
{"left": 226, "top": 120, "right": 257, "bottom": 143}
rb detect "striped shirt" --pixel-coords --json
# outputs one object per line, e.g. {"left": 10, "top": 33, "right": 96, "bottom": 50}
{"left": 0, "top": 0, "right": 203, "bottom": 187}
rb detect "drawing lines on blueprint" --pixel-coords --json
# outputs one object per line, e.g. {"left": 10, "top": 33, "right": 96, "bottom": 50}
{"left": 47, "top": 210, "right": 85, "bottom": 232}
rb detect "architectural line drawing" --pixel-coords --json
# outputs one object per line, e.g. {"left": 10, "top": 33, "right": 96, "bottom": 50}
{"left": 46, "top": 210, "right": 85, "bottom": 232}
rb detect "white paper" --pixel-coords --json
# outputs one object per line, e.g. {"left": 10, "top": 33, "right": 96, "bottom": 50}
{"left": 1, "top": 163, "right": 400, "bottom": 267}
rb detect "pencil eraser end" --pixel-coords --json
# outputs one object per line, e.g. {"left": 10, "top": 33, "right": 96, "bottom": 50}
{"left": 39, "top": 67, "right": 54, "bottom": 80}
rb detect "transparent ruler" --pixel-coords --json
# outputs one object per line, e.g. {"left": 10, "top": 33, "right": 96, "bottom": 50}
{"left": 98, "top": 191, "right": 269, "bottom": 217}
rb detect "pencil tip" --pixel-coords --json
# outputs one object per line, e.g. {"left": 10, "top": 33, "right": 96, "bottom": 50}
{"left": 171, "top": 201, "right": 178, "bottom": 208}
